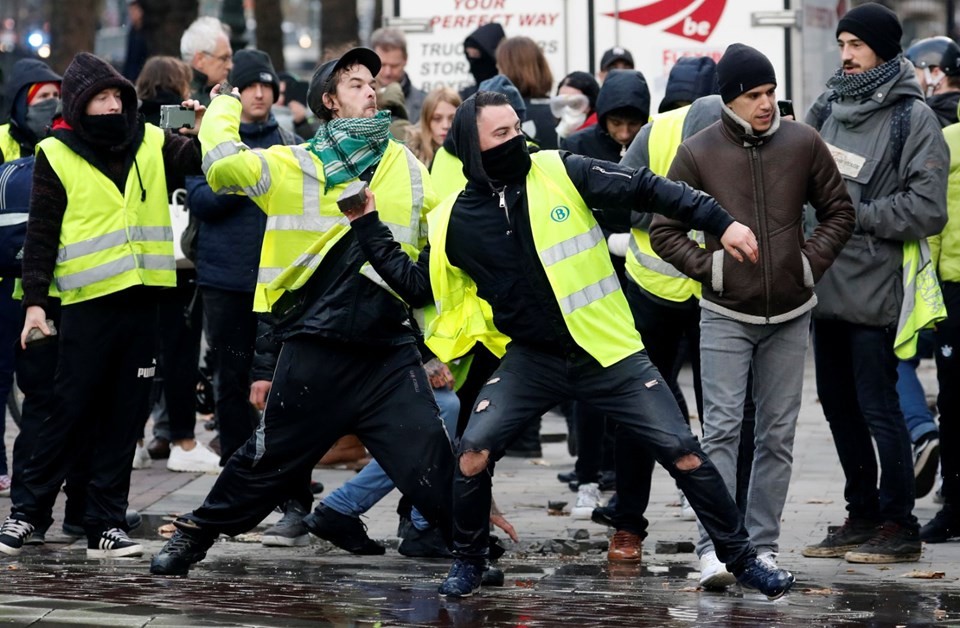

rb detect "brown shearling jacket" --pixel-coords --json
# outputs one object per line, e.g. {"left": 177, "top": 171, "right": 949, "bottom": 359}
{"left": 650, "top": 109, "right": 855, "bottom": 324}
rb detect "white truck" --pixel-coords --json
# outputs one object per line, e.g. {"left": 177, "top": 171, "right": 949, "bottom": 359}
{"left": 388, "top": 0, "right": 848, "bottom": 117}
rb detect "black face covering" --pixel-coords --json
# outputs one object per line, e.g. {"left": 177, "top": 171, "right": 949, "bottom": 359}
{"left": 78, "top": 113, "right": 131, "bottom": 147}
{"left": 480, "top": 134, "right": 531, "bottom": 185}
{"left": 469, "top": 56, "right": 498, "bottom": 85}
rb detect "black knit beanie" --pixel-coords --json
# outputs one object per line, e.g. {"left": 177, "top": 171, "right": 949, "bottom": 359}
{"left": 716, "top": 44, "right": 777, "bottom": 104}
{"left": 230, "top": 49, "right": 280, "bottom": 100}
{"left": 836, "top": 3, "right": 902, "bottom": 62}
{"left": 61, "top": 52, "right": 138, "bottom": 128}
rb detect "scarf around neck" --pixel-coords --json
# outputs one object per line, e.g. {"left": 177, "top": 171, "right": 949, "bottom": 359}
{"left": 827, "top": 57, "right": 901, "bottom": 100}
{"left": 308, "top": 110, "right": 392, "bottom": 191}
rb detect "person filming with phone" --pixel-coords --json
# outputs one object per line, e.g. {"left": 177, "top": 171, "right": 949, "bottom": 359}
{"left": 0, "top": 52, "right": 205, "bottom": 559}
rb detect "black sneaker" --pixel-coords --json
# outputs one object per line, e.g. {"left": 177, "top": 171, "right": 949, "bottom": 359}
{"left": 802, "top": 518, "right": 879, "bottom": 558}
{"left": 557, "top": 471, "right": 577, "bottom": 484}
{"left": 920, "top": 508, "right": 960, "bottom": 543}
{"left": 302, "top": 504, "right": 385, "bottom": 555}
{"left": 845, "top": 522, "right": 922, "bottom": 563}
{"left": 0, "top": 517, "right": 35, "bottom": 556}
{"left": 592, "top": 504, "right": 616, "bottom": 528}
{"left": 914, "top": 436, "right": 940, "bottom": 498}
{"left": 482, "top": 562, "right": 505, "bottom": 587}
{"left": 63, "top": 509, "right": 143, "bottom": 539}
{"left": 397, "top": 517, "right": 452, "bottom": 558}
{"left": 87, "top": 528, "right": 143, "bottom": 558}
{"left": 25, "top": 522, "right": 49, "bottom": 546}
{"left": 150, "top": 521, "right": 216, "bottom": 576}
{"left": 262, "top": 501, "right": 310, "bottom": 547}
{"left": 438, "top": 559, "right": 484, "bottom": 597}
{"left": 735, "top": 555, "right": 795, "bottom": 600}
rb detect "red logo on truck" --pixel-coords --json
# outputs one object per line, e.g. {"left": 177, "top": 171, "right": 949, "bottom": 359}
{"left": 608, "top": 0, "right": 727, "bottom": 43}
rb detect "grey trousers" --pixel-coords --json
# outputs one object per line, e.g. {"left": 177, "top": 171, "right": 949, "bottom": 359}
{"left": 696, "top": 308, "right": 810, "bottom": 557}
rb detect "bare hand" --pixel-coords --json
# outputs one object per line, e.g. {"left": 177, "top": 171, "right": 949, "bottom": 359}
{"left": 720, "top": 222, "right": 759, "bottom": 263}
{"left": 343, "top": 188, "right": 376, "bottom": 222}
{"left": 209, "top": 83, "right": 241, "bottom": 101}
{"left": 490, "top": 512, "right": 519, "bottom": 543}
{"left": 20, "top": 305, "right": 50, "bottom": 349}
{"left": 179, "top": 99, "right": 206, "bottom": 136}
{"left": 249, "top": 380, "right": 272, "bottom": 410}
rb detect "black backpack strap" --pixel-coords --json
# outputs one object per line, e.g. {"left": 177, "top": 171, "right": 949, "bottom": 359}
{"left": 889, "top": 96, "right": 916, "bottom": 171}
{"left": 278, "top": 126, "right": 297, "bottom": 146}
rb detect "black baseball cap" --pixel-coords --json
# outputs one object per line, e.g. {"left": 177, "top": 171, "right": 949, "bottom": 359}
{"left": 307, "top": 47, "right": 381, "bottom": 116}
{"left": 601, "top": 47, "right": 634, "bottom": 71}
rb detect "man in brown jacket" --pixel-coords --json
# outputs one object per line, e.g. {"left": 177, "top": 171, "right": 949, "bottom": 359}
{"left": 649, "top": 43, "right": 855, "bottom": 589}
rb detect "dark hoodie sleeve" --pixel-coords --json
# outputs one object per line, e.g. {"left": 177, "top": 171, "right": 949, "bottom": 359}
{"left": 561, "top": 151, "right": 734, "bottom": 238}
{"left": 350, "top": 211, "right": 433, "bottom": 307}
{"left": 161, "top": 133, "right": 203, "bottom": 181}
{"left": 21, "top": 150, "right": 66, "bottom": 309}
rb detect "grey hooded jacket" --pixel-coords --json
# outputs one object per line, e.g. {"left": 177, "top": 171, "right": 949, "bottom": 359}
{"left": 805, "top": 59, "right": 948, "bottom": 328}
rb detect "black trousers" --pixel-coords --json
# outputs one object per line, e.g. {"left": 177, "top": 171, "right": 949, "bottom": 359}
{"left": 937, "top": 282, "right": 960, "bottom": 505}
{"left": 12, "top": 290, "right": 158, "bottom": 537}
{"left": 153, "top": 270, "right": 203, "bottom": 442}
{"left": 201, "top": 287, "right": 259, "bottom": 463}
{"left": 184, "top": 338, "right": 454, "bottom": 537}
{"left": 453, "top": 345, "right": 753, "bottom": 569}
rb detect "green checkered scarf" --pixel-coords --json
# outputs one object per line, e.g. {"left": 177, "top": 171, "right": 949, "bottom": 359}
{"left": 307, "top": 110, "right": 392, "bottom": 191}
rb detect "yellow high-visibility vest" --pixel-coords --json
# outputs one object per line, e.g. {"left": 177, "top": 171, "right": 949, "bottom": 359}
{"left": 39, "top": 124, "right": 175, "bottom": 305}
{"left": 426, "top": 150, "right": 644, "bottom": 366}
{"left": 0, "top": 125, "right": 21, "bottom": 163}
{"left": 200, "top": 96, "right": 432, "bottom": 313}
{"left": 894, "top": 239, "right": 947, "bottom": 359}
{"left": 430, "top": 146, "right": 467, "bottom": 202}
{"left": 624, "top": 105, "right": 703, "bottom": 302}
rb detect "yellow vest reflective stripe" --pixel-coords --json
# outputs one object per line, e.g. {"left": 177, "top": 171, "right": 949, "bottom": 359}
{"left": 426, "top": 151, "right": 643, "bottom": 367}
{"left": 252, "top": 141, "right": 425, "bottom": 313}
{"left": 430, "top": 146, "right": 467, "bottom": 202}
{"left": 894, "top": 239, "right": 948, "bottom": 359}
{"left": 624, "top": 106, "right": 703, "bottom": 302}
{"left": 39, "top": 124, "right": 175, "bottom": 304}
{"left": 0, "top": 125, "right": 20, "bottom": 163}
{"left": 426, "top": 191, "right": 511, "bottom": 362}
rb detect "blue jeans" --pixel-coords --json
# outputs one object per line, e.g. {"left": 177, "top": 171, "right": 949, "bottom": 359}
{"left": 897, "top": 350, "right": 938, "bottom": 445}
{"left": 322, "top": 387, "right": 459, "bottom": 530}
{"left": 813, "top": 319, "right": 917, "bottom": 530}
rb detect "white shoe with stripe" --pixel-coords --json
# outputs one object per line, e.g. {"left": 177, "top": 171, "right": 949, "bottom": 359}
{"left": 87, "top": 528, "right": 143, "bottom": 558}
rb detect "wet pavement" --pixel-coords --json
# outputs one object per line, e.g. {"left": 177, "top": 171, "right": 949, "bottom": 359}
{"left": 1, "top": 357, "right": 958, "bottom": 626}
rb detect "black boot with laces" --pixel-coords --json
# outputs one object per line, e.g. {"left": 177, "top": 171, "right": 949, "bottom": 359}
{"left": 150, "top": 519, "right": 216, "bottom": 575}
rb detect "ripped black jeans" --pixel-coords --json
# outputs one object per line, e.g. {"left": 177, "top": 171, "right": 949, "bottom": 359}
{"left": 453, "top": 345, "right": 755, "bottom": 571}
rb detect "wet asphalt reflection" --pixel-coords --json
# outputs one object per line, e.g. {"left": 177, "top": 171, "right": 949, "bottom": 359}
{"left": 1, "top": 548, "right": 957, "bottom": 626}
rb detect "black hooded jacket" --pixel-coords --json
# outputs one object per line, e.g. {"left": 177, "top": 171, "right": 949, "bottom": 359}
{"left": 564, "top": 70, "right": 650, "bottom": 164}
{"left": 2, "top": 59, "right": 62, "bottom": 162}
{"left": 460, "top": 23, "right": 505, "bottom": 100}
{"left": 350, "top": 95, "right": 736, "bottom": 357}
{"left": 926, "top": 91, "right": 960, "bottom": 127}
{"left": 20, "top": 54, "right": 202, "bottom": 310}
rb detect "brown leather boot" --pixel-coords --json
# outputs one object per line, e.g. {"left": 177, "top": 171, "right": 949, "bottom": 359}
{"left": 607, "top": 529, "right": 642, "bottom": 563}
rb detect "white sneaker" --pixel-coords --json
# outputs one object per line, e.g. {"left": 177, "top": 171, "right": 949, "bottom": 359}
{"left": 698, "top": 550, "right": 737, "bottom": 590}
{"left": 132, "top": 444, "right": 151, "bottom": 469}
{"left": 679, "top": 490, "right": 696, "bottom": 521}
{"left": 571, "top": 482, "right": 602, "bottom": 519}
{"left": 167, "top": 443, "right": 221, "bottom": 473}
{"left": 758, "top": 551, "right": 778, "bottom": 568}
